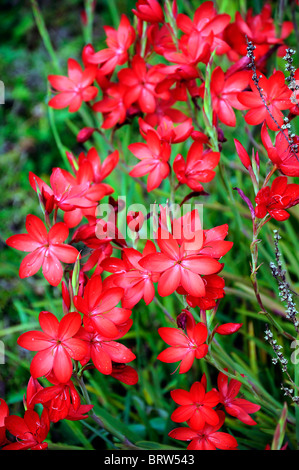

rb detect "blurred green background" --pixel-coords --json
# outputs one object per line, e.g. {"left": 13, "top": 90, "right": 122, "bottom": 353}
{"left": 0, "top": 0, "right": 299, "bottom": 450}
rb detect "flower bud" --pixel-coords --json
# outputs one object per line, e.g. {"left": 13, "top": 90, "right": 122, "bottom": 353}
{"left": 77, "top": 127, "right": 95, "bottom": 143}
{"left": 234, "top": 139, "right": 251, "bottom": 169}
{"left": 215, "top": 323, "right": 243, "bottom": 335}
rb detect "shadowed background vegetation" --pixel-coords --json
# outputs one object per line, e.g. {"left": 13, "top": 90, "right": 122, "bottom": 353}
{"left": 0, "top": 0, "right": 299, "bottom": 450}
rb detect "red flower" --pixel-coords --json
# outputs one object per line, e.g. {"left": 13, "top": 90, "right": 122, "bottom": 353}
{"left": 237, "top": 71, "right": 292, "bottom": 131}
{"left": 17, "top": 311, "right": 87, "bottom": 383}
{"left": 171, "top": 378, "right": 220, "bottom": 430}
{"left": 157, "top": 315, "right": 209, "bottom": 373}
{"left": 76, "top": 148, "right": 119, "bottom": 184}
{"left": 209, "top": 67, "right": 250, "bottom": 127}
{"left": 139, "top": 116, "right": 194, "bottom": 144}
{"left": 129, "top": 130, "right": 171, "bottom": 191}
{"left": 173, "top": 141, "right": 220, "bottom": 191}
{"left": 118, "top": 56, "right": 168, "bottom": 114}
{"left": 224, "top": 4, "right": 293, "bottom": 63}
{"left": 3, "top": 409, "right": 50, "bottom": 451}
{"left": 29, "top": 167, "right": 96, "bottom": 214}
{"left": 169, "top": 410, "right": 238, "bottom": 450}
{"left": 0, "top": 399, "right": 9, "bottom": 447}
{"left": 132, "top": 0, "right": 164, "bottom": 23}
{"left": 65, "top": 404, "right": 94, "bottom": 421}
{"left": 255, "top": 176, "right": 299, "bottom": 221}
{"left": 6, "top": 215, "right": 79, "bottom": 286}
{"left": 176, "top": 2, "right": 231, "bottom": 56}
{"left": 261, "top": 123, "right": 299, "bottom": 177}
{"left": 164, "top": 31, "right": 212, "bottom": 66}
{"left": 75, "top": 325, "right": 135, "bottom": 376}
{"left": 180, "top": 274, "right": 225, "bottom": 311}
{"left": 217, "top": 371, "right": 260, "bottom": 425}
{"left": 84, "top": 15, "right": 135, "bottom": 74}
{"left": 140, "top": 227, "right": 222, "bottom": 297}
{"left": 62, "top": 148, "right": 118, "bottom": 227}
{"left": 48, "top": 58, "right": 98, "bottom": 112}
{"left": 74, "top": 275, "right": 132, "bottom": 337}
{"left": 30, "top": 374, "right": 82, "bottom": 423}
{"left": 93, "top": 83, "right": 129, "bottom": 129}
{"left": 102, "top": 241, "right": 160, "bottom": 309}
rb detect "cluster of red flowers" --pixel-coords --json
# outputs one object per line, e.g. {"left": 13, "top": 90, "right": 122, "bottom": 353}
{"left": 3, "top": 0, "right": 299, "bottom": 451}
{"left": 169, "top": 369, "right": 260, "bottom": 450}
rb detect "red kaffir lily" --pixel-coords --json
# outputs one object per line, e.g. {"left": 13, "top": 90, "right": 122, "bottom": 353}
{"left": 132, "top": 0, "right": 164, "bottom": 23}
{"left": 208, "top": 67, "right": 250, "bottom": 127}
{"left": 139, "top": 116, "right": 194, "bottom": 144}
{"left": 224, "top": 4, "right": 293, "bottom": 63}
{"left": 3, "top": 409, "right": 50, "bottom": 451}
{"left": 157, "top": 315, "right": 209, "bottom": 374}
{"left": 129, "top": 130, "right": 171, "bottom": 191}
{"left": 17, "top": 311, "right": 87, "bottom": 383}
{"left": 6, "top": 215, "right": 79, "bottom": 286}
{"left": 237, "top": 71, "right": 292, "bottom": 131}
{"left": 62, "top": 148, "right": 118, "bottom": 227}
{"left": 74, "top": 275, "right": 132, "bottom": 337}
{"left": 29, "top": 167, "right": 96, "bottom": 214}
{"left": 148, "top": 22, "right": 176, "bottom": 57}
{"left": 179, "top": 274, "right": 226, "bottom": 311}
{"left": 255, "top": 176, "right": 299, "bottom": 221}
{"left": 217, "top": 371, "right": 260, "bottom": 425}
{"left": 0, "top": 399, "right": 9, "bottom": 447}
{"left": 101, "top": 241, "right": 160, "bottom": 309}
{"left": 72, "top": 213, "right": 126, "bottom": 249}
{"left": 140, "top": 227, "right": 222, "bottom": 297}
{"left": 64, "top": 165, "right": 114, "bottom": 228}
{"left": 261, "top": 123, "right": 299, "bottom": 177}
{"left": 93, "top": 83, "right": 130, "bottom": 129}
{"left": 176, "top": 1, "right": 231, "bottom": 56}
{"left": 201, "top": 224, "right": 234, "bottom": 258}
{"left": 170, "top": 213, "right": 233, "bottom": 262}
{"left": 76, "top": 148, "right": 119, "bottom": 184}
{"left": 173, "top": 141, "right": 220, "bottom": 191}
{"left": 30, "top": 374, "right": 81, "bottom": 423}
{"left": 48, "top": 58, "right": 98, "bottom": 112}
{"left": 84, "top": 15, "right": 135, "bottom": 74}
{"left": 143, "top": 95, "right": 189, "bottom": 127}
{"left": 156, "top": 61, "right": 200, "bottom": 99}
{"left": 65, "top": 404, "right": 94, "bottom": 421}
{"left": 171, "top": 379, "right": 220, "bottom": 430}
{"left": 81, "top": 242, "right": 113, "bottom": 275}
{"left": 118, "top": 56, "right": 169, "bottom": 113}
{"left": 75, "top": 325, "right": 135, "bottom": 376}
{"left": 169, "top": 410, "right": 238, "bottom": 450}
{"left": 164, "top": 31, "right": 212, "bottom": 67}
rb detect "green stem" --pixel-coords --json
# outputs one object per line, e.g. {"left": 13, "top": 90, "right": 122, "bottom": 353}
{"left": 30, "top": 0, "right": 60, "bottom": 73}
{"left": 73, "top": 372, "right": 139, "bottom": 449}
{"left": 83, "top": 0, "right": 94, "bottom": 45}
